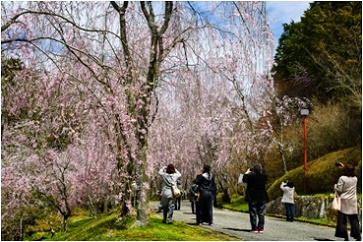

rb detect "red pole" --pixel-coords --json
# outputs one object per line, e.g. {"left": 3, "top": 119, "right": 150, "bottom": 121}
{"left": 303, "top": 116, "right": 308, "bottom": 194}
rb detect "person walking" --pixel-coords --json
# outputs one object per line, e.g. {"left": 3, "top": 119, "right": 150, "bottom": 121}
{"left": 242, "top": 163, "right": 269, "bottom": 234}
{"left": 158, "top": 164, "right": 181, "bottom": 224}
{"left": 334, "top": 163, "right": 361, "bottom": 241}
{"left": 280, "top": 180, "right": 295, "bottom": 222}
{"left": 193, "top": 164, "right": 216, "bottom": 225}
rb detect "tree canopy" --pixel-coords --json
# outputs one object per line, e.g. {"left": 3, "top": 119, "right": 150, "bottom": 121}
{"left": 1, "top": 2, "right": 275, "bottom": 238}
{"left": 272, "top": 1, "right": 361, "bottom": 107}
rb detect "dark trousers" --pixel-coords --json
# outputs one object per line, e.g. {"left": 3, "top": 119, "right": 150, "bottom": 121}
{"left": 249, "top": 201, "right": 266, "bottom": 230}
{"left": 175, "top": 197, "right": 181, "bottom": 210}
{"left": 335, "top": 211, "right": 361, "bottom": 241}
{"left": 191, "top": 201, "right": 196, "bottom": 214}
{"left": 196, "top": 201, "right": 201, "bottom": 224}
{"left": 284, "top": 203, "right": 295, "bottom": 221}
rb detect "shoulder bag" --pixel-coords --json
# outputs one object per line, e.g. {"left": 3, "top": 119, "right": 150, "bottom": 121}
{"left": 172, "top": 185, "right": 181, "bottom": 198}
{"left": 331, "top": 192, "right": 341, "bottom": 211}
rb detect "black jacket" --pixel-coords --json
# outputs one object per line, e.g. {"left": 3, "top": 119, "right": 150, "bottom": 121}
{"left": 194, "top": 173, "right": 216, "bottom": 195}
{"left": 242, "top": 172, "right": 269, "bottom": 202}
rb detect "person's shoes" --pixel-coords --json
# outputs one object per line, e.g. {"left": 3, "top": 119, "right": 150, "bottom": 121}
{"left": 251, "top": 230, "right": 259, "bottom": 233}
{"left": 259, "top": 229, "right": 264, "bottom": 234}
{"left": 208, "top": 223, "right": 213, "bottom": 226}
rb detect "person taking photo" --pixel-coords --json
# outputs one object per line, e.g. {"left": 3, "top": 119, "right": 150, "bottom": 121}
{"left": 242, "top": 163, "right": 269, "bottom": 234}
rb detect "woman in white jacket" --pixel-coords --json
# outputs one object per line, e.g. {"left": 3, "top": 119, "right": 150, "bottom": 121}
{"left": 280, "top": 181, "right": 295, "bottom": 222}
{"left": 158, "top": 164, "right": 181, "bottom": 224}
{"left": 334, "top": 163, "right": 361, "bottom": 241}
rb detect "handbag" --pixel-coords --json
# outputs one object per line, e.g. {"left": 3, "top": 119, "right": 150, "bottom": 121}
{"left": 294, "top": 191, "right": 299, "bottom": 199}
{"left": 331, "top": 192, "right": 341, "bottom": 211}
{"left": 238, "top": 173, "right": 247, "bottom": 187}
{"left": 172, "top": 185, "right": 181, "bottom": 198}
{"left": 237, "top": 173, "right": 244, "bottom": 184}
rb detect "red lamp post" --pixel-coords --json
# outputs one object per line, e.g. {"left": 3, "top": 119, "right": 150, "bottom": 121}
{"left": 301, "top": 109, "right": 309, "bottom": 194}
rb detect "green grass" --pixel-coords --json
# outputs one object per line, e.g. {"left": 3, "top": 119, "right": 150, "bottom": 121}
{"left": 26, "top": 211, "right": 239, "bottom": 241}
{"left": 222, "top": 194, "right": 249, "bottom": 212}
{"left": 267, "top": 146, "right": 361, "bottom": 200}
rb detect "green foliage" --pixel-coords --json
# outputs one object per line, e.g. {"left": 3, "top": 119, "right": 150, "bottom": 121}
{"left": 308, "top": 104, "right": 361, "bottom": 153}
{"left": 273, "top": 1, "right": 362, "bottom": 105}
{"left": 25, "top": 212, "right": 61, "bottom": 234}
{"left": 265, "top": 102, "right": 361, "bottom": 183}
{"left": 267, "top": 146, "right": 362, "bottom": 200}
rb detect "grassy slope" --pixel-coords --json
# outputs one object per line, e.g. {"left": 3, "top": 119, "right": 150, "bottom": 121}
{"left": 267, "top": 146, "right": 362, "bottom": 200}
{"left": 26, "top": 212, "right": 239, "bottom": 241}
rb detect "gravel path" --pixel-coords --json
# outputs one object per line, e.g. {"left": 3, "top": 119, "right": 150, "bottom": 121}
{"left": 151, "top": 200, "right": 346, "bottom": 241}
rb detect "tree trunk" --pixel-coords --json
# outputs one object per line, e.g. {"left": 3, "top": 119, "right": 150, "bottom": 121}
{"left": 19, "top": 216, "right": 23, "bottom": 241}
{"left": 279, "top": 143, "right": 288, "bottom": 174}
{"left": 136, "top": 144, "right": 149, "bottom": 224}
{"left": 63, "top": 217, "right": 67, "bottom": 233}
{"left": 110, "top": 1, "right": 173, "bottom": 224}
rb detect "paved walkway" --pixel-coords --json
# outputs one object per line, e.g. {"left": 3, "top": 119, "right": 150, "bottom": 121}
{"left": 151, "top": 200, "right": 347, "bottom": 241}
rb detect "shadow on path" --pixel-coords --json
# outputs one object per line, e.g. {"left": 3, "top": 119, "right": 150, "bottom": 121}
{"left": 223, "top": 227, "right": 251, "bottom": 233}
{"left": 313, "top": 238, "right": 335, "bottom": 241}
{"left": 182, "top": 212, "right": 195, "bottom": 215}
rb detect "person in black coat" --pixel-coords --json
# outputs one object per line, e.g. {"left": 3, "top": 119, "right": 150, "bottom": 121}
{"left": 242, "top": 163, "right": 269, "bottom": 234}
{"left": 193, "top": 164, "right": 217, "bottom": 225}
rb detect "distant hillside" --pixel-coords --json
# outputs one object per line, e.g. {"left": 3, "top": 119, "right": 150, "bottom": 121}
{"left": 267, "top": 146, "right": 362, "bottom": 200}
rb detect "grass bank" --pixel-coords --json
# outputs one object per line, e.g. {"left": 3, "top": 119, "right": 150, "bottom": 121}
{"left": 26, "top": 210, "right": 238, "bottom": 241}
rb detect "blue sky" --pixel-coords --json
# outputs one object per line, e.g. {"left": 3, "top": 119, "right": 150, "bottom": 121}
{"left": 187, "top": 1, "right": 310, "bottom": 47}
{"left": 266, "top": 1, "right": 311, "bottom": 46}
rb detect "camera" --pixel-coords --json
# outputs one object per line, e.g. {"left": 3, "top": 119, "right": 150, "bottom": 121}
{"left": 335, "top": 162, "right": 343, "bottom": 167}
{"left": 249, "top": 168, "right": 254, "bottom": 171}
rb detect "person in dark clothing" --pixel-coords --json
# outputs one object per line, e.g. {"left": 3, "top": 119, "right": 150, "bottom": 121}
{"left": 189, "top": 184, "right": 198, "bottom": 214}
{"left": 242, "top": 163, "right": 269, "bottom": 234}
{"left": 193, "top": 164, "right": 216, "bottom": 225}
{"left": 175, "top": 179, "right": 182, "bottom": 210}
